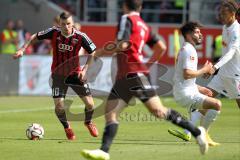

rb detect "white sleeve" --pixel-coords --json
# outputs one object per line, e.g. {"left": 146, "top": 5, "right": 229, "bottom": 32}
{"left": 214, "top": 48, "right": 237, "bottom": 69}
{"left": 228, "top": 29, "right": 240, "bottom": 49}
{"left": 182, "top": 49, "right": 196, "bottom": 70}
{"left": 117, "top": 15, "right": 130, "bottom": 41}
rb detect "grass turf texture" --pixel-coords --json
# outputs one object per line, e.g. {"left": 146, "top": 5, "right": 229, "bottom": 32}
{"left": 0, "top": 96, "right": 239, "bottom": 160}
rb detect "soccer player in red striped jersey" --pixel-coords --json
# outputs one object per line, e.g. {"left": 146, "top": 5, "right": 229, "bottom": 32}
{"left": 81, "top": 0, "right": 208, "bottom": 159}
{"left": 13, "top": 12, "right": 99, "bottom": 140}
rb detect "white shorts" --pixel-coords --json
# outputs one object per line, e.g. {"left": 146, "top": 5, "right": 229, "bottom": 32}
{"left": 173, "top": 90, "right": 207, "bottom": 111}
{"left": 207, "top": 74, "right": 240, "bottom": 99}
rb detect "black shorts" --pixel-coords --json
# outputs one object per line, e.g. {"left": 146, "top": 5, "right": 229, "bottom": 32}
{"left": 108, "top": 73, "right": 157, "bottom": 104}
{"left": 51, "top": 74, "right": 91, "bottom": 98}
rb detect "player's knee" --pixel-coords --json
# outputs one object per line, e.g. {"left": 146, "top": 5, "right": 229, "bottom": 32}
{"left": 214, "top": 99, "right": 222, "bottom": 111}
{"left": 105, "top": 113, "right": 118, "bottom": 123}
{"left": 55, "top": 102, "right": 64, "bottom": 111}
{"left": 84, "top": 101, "right": 94, "bottom": 109}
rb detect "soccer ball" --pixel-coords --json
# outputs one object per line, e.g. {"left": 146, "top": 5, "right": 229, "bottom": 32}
{"left": 26, "top": 123, "right": 44, "bottom": 140}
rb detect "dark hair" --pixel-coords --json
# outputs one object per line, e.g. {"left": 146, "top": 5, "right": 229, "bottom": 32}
{"left": 180, "top": 21, "right": 202, "bottom": 39}
{"left": 124, "top": 0, "right": 142, "bottom": 11}
{"left": 221, "top": 0, "right": 239, "bottom": 13}
{"left": 236, "top": 8, "right": 240, "bottom": 22}
{"left": 237, "top": 7, "right": 240, "bottom": 16}
{"left": 59, "top": 12, "right": 72, "bottom": 20}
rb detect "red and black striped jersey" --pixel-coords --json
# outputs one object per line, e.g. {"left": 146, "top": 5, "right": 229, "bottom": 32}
{"left": 116, "top": 12, "right": 159, "bottom": 79}
{"left": 37, "top": 26, "right": 96, "bottom": 76}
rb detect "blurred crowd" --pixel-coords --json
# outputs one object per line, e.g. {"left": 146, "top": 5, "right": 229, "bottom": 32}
{"left": 0, "top": 19, "right": 50, "bottom": 55}
{"left": 0, "top": 16, "right": 82, "bottom": 55}
{"left": 51, "top": 0, "right": 77, "bottom": 15}
{"left": 1, "top": 0, "right": 238, "bottom": 55}
{"left": 141, "top": 0, "right": 188, "bottom": 23}
{"left": 50, "top": 0, "right": 189, "bottom": 23}
{"left": 49, "top": 0, "right": 227, "bottom": 24}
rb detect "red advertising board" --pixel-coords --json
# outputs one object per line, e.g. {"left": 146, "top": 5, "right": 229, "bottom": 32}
{"left": 82, "top": 25, "right": 221, "bottom": 65}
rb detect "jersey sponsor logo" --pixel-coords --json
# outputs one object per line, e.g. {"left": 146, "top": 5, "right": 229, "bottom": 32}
{"left": 58, "top": 43, "right": 73, "bottom": 52}
{"left": 190, "top": 56, "right": 195, "bottom": 61}
{"left": 72, "top": 38, "right": 78, "bottom": 44}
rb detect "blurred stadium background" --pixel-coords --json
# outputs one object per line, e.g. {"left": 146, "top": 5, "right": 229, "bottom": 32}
{"left": 0, "top": 1, "right": 239, "bottom": 160}
{"left": 1, "top": 0, "right": 239, "bottom": 96}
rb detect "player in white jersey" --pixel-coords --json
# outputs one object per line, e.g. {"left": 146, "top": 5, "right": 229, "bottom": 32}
{"left": 168, "top": 22, "right": 222, "bottom": 146}
{"left": 207, "top": 0, "right": 240, "bottom": 108}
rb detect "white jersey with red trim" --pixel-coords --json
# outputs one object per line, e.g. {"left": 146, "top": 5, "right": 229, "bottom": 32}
{"left": 218, "top": 20, "right": 240, "bottom": 79}
{"left": 173, "top": 42, "right": 198, "bottom": 93}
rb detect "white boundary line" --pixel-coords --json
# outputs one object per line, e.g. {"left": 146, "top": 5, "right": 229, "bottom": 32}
{"left": 0, "top": 98, "right": 174, "bottom": 114}
{"left": 0, "top": 105, "right": 84, "bottom": 114}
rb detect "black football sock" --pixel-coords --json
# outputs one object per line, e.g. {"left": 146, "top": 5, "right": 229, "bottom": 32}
{"left": 84, "top": 108, "right": 94, "bottom": 124}
{"left": 100, "top": 123, "right": 119, "bottom": 153}
{"left": 55, "top": 108, "right": 69, "bottom": 129}
{"left": 166, "top": 109, "right": 201, "bottom": 137}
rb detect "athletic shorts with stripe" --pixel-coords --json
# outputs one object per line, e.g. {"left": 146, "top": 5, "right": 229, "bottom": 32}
{"left": 51, "top": 74, "right": 91, "bottom": 98}
{"left": 208, "top": 74, "right": 240, "bottom": 99}
{"left": 108, "top": 73, "right": 157, "bottom": 104}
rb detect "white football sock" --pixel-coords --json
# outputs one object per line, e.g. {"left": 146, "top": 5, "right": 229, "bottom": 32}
{"left": 201, "top": 109, "right": 220, "bottom": 132}
{"left": 184, "top": 110, "right": 203, "bottom": 135}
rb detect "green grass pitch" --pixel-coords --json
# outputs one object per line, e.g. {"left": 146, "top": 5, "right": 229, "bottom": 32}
{"left": 0, "top": 96, "right": 239, "bottom": 160}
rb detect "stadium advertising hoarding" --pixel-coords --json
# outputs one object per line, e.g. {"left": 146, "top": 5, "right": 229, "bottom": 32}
{"left": 19, "top": 56, "right": 52, "bottom": 95}
{"left": 18, "top": 56, "right": 113, "bottom": 96}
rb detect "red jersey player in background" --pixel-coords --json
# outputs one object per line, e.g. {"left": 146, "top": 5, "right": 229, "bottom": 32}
{"left": 13, "top": 12, "right": 99, "bottom": 140}
{"left": 81, "top": 0, "right": 209, "bottom": 159}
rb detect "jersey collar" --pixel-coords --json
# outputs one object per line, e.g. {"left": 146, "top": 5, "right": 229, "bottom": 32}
{"left": 61, "top": 28, "right": 75, "bottom": 38}
{"left": 225, "top": 20, "right": 238, "bottom": 30}
{"left": 184, "top": 42, "right": 195, "bottom": 48}
{"left": 127, "top": 11, "right": 140, "bottom": 16}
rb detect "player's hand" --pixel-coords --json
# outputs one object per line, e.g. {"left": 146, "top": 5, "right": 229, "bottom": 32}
{"left": 209, "top": 66, "right": 217, "bottom": 75}
{"left": 202, "top": 73, "right": 211, "bottom": 79}
{"left": 199, "top": 86, "right": 213, "bottom": 97}
{"left": 203, "top": 60, "right": 213, "bottom": 73}
{"left": 145, "top": 62, "right": 153, "bottom": 69}
{"left": 13, "top": 49, "right": 24, "bottom": 59}
{"left": 78, "top": 69, "right": 87, "bottom": 82}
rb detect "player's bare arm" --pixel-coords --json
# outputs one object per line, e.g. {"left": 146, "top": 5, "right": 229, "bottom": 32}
{"left": 13, "top": 33, "right": 38, "bottom": 59}
{"left": 183, "top": 61, "right": 212, "bottom": 79}
{"left": 197, "top": 85, "right": 213, "bottom": 97}
{"left": 147, "top": 40, "right": 166, "bottom": 66}
{"left": 79, "top": 51, "right": 96, "bottom": 81}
